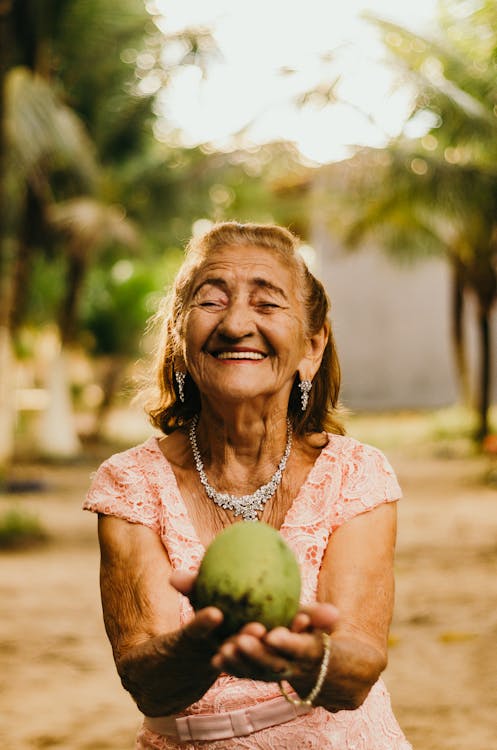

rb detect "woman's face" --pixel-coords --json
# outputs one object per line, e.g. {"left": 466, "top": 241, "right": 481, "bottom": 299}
{"left": 182, "top": 244, "right": 311, "bottom": 409}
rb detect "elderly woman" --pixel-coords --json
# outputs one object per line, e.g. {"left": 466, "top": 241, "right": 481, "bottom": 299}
{"left": 84, "top": 222, "right": 411, "bottom": 749}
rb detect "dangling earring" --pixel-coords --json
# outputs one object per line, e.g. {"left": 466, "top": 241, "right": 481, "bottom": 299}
{"left": 298, "top": 379, "right": 312, "bottom": 411}
{"left": 175, "top": 371, "right": 186, "bottom": 403}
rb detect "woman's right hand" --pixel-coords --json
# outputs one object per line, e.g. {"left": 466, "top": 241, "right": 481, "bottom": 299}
{"left": 99, "top": 517, "right": 226, "bottom": 716}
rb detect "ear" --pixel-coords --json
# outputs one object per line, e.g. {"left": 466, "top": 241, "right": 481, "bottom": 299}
{"left": 298, "top": 322, "right": 329, "bottom": 381}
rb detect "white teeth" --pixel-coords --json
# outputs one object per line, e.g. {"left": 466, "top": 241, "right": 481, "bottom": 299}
{"left": 216, "top": 351, "right": 265, "bottom": 360}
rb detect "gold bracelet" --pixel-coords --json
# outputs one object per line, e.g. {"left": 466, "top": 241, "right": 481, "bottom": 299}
{"left": 278, "top": 631, "right": 331, "bottom": 707}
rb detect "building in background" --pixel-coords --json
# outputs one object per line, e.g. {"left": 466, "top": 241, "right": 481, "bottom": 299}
{"left": 311, "top": 206, "right": 497, "bottom": 413}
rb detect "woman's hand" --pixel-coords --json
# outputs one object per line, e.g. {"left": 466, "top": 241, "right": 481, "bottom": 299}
{"left": 99, "top": 518, "right": 228, "bottom": 718}
{"left": 169, "top": 568, "right": 198, "bottom": 596}
{"left": 169, "top": 569, "right": 225, "bottom": 648}
{"left": 170, "top": 569, "right": 341, "bottom": 696}
{"left": 209, "top": 603, "right": 339, "bottom": 689}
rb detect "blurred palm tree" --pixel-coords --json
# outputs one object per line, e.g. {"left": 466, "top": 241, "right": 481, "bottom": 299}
{"left": 1, "top": 0, "right": 314, "bottom": 464}
{"left": 321, "top": 1, "right": 497, "bottom": 441}
{"left": 0, "top": 3, "right": 102, "bottom": 465}
{"left": 0, "top": 0, "right": 221, "bottom": 464}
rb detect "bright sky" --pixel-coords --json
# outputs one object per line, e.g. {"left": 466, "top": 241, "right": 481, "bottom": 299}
{"left": 146, "top": 0, "right": 439, "bottom": 164}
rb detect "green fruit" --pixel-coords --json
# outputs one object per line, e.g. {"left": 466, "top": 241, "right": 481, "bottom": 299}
{"left": 193, "top": 522, "right": 301, "bottom": 635}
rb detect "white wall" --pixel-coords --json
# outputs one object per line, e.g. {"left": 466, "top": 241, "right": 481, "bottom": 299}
{"left": 313, "top": 231, "right": 496, "bottom": 411}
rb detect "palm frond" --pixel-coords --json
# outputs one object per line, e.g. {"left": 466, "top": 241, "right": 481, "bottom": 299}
{"left": 5, "top": 67, "right": 98, "bottom": 188}
{"left": 364, "top": 15, "right": 497, "bottom": 141}
{"left": 47, "top": 197, "right": 139, "bottom": 256}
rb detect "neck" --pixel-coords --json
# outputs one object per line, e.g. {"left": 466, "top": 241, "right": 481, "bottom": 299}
{"left": 189, "top": 412, "right": 293, "bottom": 521}
{"left": 195, "top": 401, "right": 290, "bottom": 468}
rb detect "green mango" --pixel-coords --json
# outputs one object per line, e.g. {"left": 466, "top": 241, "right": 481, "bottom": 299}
{"left": 193, "top": 521, "right": 301, "bottom": 636}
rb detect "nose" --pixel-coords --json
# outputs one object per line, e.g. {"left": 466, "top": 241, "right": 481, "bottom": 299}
{"left": 217, "top": 298, "right": 256, "bottom": 340}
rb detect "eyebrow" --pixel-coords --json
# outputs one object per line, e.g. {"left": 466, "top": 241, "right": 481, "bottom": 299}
{"left": 192, "top": 277, "right": 229, "bottom": 297}
{"left": 192, "top": 276, "right": 288, "bottom": 301}
{"left": 251, "top": 277, "right": 288, "bottom": 300}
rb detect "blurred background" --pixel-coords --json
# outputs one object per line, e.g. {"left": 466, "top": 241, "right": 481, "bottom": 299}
{"left": 0, "top": 1, "right": 496, "bottom": 749}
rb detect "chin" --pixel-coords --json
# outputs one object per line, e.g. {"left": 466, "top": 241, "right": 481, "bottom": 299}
{"left": 202, "top": 381, "right": 271, "bottom": 404}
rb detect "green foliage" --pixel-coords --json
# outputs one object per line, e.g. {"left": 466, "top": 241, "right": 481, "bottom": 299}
{"left": 54, "top": 0, "right": 155, "bottom": 160}
{"left": 80, "top": 250, "right": 183, "bottom": 356}
{"left": 379, "top": 4, "right": 497, "bottom": 439}
{"left": 364, "top": 7, "right": 497, "bottom": 323}
{"left": 313, "top": 3, "right": 497, "bottom": 439}
{"left": 0, "top": 0, "right": 319, "bottom": 461}
{"left": 4, "top": 0, "right": 306, "bottom": 340}
{"left": 6, "top": 67, "right": 98, "bottom": 189}
{"left": 20, "top": 254, "right": 68, "bottom": 326}
{"left": 0, "top": 506, "right": 47, "bottom": 550}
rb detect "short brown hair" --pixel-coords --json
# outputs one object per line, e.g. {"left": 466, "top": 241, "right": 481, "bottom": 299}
{"left": 146, "top": 221, "right": 344, "bottom": 436}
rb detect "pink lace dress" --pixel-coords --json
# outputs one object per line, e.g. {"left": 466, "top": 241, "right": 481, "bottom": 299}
{"left": 84, "top": 434, "right": 412, "bottom": 750}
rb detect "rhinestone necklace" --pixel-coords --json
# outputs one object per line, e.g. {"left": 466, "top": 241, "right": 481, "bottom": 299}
{"left": 188, "top": 414, "right": 293, "bottom": 522}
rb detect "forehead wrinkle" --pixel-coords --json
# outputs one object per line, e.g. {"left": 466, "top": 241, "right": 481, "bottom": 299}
{"left": 190, "top": 251, "right": 300, "bottom": 305}
{"left": 192, "top": 272, "right": 289, "bottom": 300}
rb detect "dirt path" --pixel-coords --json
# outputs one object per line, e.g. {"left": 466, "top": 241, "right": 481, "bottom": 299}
{"left": 385, "top": 450, "right": 497, "bottom": 749}
{"left": 1, "top": 443, "right": 496, "bottom": 749}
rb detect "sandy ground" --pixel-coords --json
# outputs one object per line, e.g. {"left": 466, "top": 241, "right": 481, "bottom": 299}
{"left": 1, "top": 430, "right": 497, "bottom": 750}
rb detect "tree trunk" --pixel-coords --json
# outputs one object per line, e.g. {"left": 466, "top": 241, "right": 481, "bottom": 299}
{"left": 41, "top": 252, "right": 88, "bottom": 457}
{"left": 450, "top": 262, "right": 471, "bottom": 406}
{"left": 0, "top": 1, "right": 17, "bottom": 474}
{"left": 37, "top": 335, "right": 81, "bottom": 459}
{"left": 91, "top": 354, "right": 126, "bottom": 440}
{"left": 475, "top": 302, "right": 492, "bottom": 442}
{"left": 59, "top": 253, "right": 86, "bottom": 345}
{"left": 0, "top": 326, "right": 15, "bottom": 474}
{"left": 10, "top": 184, "right": 40, "bottom": 329}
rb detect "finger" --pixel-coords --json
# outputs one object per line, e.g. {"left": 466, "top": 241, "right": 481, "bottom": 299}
{"left": 299, "top": 602, "right": 339, "bottom": 631}
{"left": 170, "top": 569, "right": 197, "bottom": 595}
{"left": 182, "top": 606, "right": 224, "bottom": 641}
{"left": 211, "top": 639, "right": 245, "bottom": 673}
{"left": 264, "top": 629, "right": 323, "bottom": 660}
{"left": 290, "top": 612, "right": 312, "bottom": 633}
{"left": 239, "top": 622, "right": 267, "bottom": 638}
{"left": 211, "top": 629, "right": 249, "bottom": 671}
{"left": 213, "top": 635, "right": 290, "bottom": 680}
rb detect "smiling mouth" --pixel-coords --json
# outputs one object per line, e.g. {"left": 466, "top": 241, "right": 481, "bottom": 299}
{"left": 212, "top": 351, "right": 266, "bottom": 360}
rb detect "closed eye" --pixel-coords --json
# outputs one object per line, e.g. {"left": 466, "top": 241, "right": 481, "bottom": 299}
{"left": 199, "top": 300, "right": 225, "bottom": 308}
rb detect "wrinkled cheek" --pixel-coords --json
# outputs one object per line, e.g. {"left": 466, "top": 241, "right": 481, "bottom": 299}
{"left": 185, "top": 353, "right": 215, "bottom": 390}
{"left": 184, "top": 358, "right": 204, "bottom": 387}
{"left": 181, "top": 330, "right": 201, "bottom": 373}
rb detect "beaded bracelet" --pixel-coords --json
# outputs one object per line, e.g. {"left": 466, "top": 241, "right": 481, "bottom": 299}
{"left": 278, "top": 631, "right": 331, "bottom": 707}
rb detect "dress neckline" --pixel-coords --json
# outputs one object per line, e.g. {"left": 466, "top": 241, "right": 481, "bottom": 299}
{"left": 148, "top": 433, "right": 333, "bottom": 552}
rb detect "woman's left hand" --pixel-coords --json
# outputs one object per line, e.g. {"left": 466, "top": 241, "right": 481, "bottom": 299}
{"left": 210, "top": 602, "right": 339, "bottom": 687}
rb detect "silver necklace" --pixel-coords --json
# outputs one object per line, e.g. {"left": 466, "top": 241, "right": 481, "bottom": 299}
{"left": 188, "top": 415, "right": 293, "bottom": 522}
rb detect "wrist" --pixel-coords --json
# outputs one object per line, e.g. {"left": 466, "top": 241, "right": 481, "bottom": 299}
{"left": 302, "top": 634, "right": 385, "bottom": 712}
{"left": 279, "top": 631, "right": 330, "bottom": 707}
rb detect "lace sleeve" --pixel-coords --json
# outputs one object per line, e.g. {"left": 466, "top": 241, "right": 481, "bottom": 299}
{"left": 83, "top": 451, "right": 161, "bottom": 533}
{"left": 333, "top": 441, "right": 402, "bottom": 529}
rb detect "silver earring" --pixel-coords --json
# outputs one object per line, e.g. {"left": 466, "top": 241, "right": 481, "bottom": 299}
{"left": 175, "top": 371, "right": 186, "bottom": 403}
{"left": 298, "top": 379, "right": 312, "bottom": 411}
